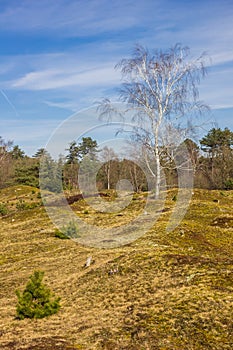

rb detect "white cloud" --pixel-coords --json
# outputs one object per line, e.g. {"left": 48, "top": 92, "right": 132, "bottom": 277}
{"left": 1, "top": 0, "right": 233, "bottom": 144}
{"left": 210, "top": 50, "right": 233, "bottom": 66}
{"left": 44, "top": 100, "right": 79, "bottom": 112}
{"left": 0, "top": 0, "right": 155, "bottom": 36}
{"left": 11, "top": 64, "right": 120, "bottom": 90}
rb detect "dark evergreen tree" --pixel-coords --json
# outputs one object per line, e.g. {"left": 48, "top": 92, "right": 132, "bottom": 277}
{"left": 16, "top": 270, "right": 61, "bottom": 320}
{"left": 14, "top": 158, "right": 39, "bottom": 187}
{"left": 39, "top": 153, "right": 63, "bottom": 193}
{"left": 200, "top": 127, "right": 233, "bottom": 156}
{"left": 64, "top": 137, "right": 99, "bottom": 190}
{"left": 10, "top": 145, "right": 25, "bottom": 159}
{"left": 199, "top": 127, "right": 233, "bottom": 189}
{"left": 66, "top": 137, "right": 98, "bottom": 164}
{"left": 77, "top": 137, "right": 98, "bottom": 161}
{"left": 66, "top": 141, "right": 79, "bottom": 164}
{"left": 33, "top": 148, "right": 46, "bottom": 159}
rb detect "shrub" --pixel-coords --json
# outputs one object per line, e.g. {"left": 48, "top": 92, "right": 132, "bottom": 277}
{"left": 16, "top": 199, "right": 28, "bottom": 210}
{"left": 16, "top": 270, "right": 61, "bottom": 320}
{"left": 0, "top": 203, "right": 8, "bottom": 216}
{"left": 54, "top": 228, "right": 70, "bottom": 239}
{"left": 16, "top": 199, "right": 41, "bottom": 210}
{"left": 62, "top": 220, "right": 79, "bottom": 238}
{"left": 224, "top": 178, "right": 233, "bottom": 190}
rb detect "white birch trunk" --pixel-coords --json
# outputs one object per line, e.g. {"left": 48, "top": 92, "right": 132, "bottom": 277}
{"left": 107, "top": 167, "right": 110, "bottom": 190}
{"left": 155, "top": 144, "right": 161, "bottom": 199}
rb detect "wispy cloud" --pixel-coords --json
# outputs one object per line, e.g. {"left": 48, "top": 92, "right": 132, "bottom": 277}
{"left": 1, "top": 0, "right": 233, "bottom": 155}
{"left": 44, "top": 100, "right": 79, "bottom": 112}
{"left": 199, "top": 66, "right": 233, "bottom": 109}
{"left": 12, "top": 65, "right": 120, "bottom": 90}
{"left": 0, "top": 0, "right": 155, "bottom": 36}
{"left": 0, "top": 118, "right": 62, "bottom": 154}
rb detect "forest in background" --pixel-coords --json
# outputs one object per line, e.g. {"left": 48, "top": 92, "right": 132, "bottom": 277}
{"left": 1, "top": 126, "right": 233, "bottom": 194}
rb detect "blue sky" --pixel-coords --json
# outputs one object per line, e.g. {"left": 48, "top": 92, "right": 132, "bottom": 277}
{"left": 0, "top": 0, "right": 233, "bottom": 155}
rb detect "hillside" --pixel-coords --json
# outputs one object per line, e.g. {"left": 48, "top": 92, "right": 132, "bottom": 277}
{"left": 0, "top": 186, "right": 232, "bottom": 349}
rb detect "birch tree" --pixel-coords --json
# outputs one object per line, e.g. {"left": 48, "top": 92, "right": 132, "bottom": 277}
{"left": 99, "top": 44, "right": 208, "bottom": 198}
{"left": 0, "top": 136, "right": 14, "bottom": 188}
{"left": 100, "top": 146, "right": 119, "bottom": 190}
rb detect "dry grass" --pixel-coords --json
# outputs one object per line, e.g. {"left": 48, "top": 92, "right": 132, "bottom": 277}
{"left": 0, "top": 186, "right": 232, "bottom": 349}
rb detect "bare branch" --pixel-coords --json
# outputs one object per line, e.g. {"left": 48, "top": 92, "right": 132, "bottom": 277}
{"left": 98, "top": 43, "right": 209, "bottom": 198}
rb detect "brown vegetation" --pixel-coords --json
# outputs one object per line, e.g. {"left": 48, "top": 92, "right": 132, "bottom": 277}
{"left": 0, "top": 186, "right": 232, "bottom": 349}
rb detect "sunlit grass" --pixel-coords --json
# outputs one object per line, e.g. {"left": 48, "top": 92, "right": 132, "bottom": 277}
{"left": 0, "top": 185, "right": 232, "bottom": 349}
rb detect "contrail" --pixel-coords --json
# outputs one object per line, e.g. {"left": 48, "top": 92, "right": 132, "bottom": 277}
{"left": 0, "top": 89, "right": 19, "bottom": 117}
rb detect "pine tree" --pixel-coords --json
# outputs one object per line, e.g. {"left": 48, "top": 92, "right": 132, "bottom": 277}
{"left": 16, "top": 271, "right": 61, "bottom": 319}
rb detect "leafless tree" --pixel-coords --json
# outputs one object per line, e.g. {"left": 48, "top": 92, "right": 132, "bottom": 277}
{"left": 99, "top": 44, "right": 209, "bottom": 198}
{"left": 100, "top": 146, "right": 119, "bottom": 190}
{"left": 0, "top": 137, "right": 14, "bottom": 188}
{"left": 0, "top": 136, "right": 13, "bottom": 162}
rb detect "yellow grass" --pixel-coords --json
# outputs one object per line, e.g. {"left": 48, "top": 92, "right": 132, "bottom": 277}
{"left": 0, "top": 185, "right": 232, "bottom": 349}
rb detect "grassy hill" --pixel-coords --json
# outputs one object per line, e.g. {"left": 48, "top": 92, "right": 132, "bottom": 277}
{"left": 0, "top": 185, "right": 232, "bottom": 349}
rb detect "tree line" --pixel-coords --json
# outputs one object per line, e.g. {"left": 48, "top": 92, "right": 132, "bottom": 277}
{"left": 1, "top": 45, "right": 233, "bottom": 193}
{"left": 0, "top": 127, "right": 233, "bottom": 192}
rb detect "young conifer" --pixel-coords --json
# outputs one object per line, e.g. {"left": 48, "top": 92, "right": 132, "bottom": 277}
{"left": 16, "top": 270, "right": 61, "bottom": 319}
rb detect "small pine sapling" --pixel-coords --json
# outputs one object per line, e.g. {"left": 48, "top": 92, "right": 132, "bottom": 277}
{"left": 16, "top": 270, "right": 61, "bottom": 319}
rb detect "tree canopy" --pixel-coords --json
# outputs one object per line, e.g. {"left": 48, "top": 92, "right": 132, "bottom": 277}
{"left": 100, "top": 44, "right": 208, "bottom": 197}
{"left": 66, "top": 137, "right": 98, "bottom": 164}
{"left": 200, "top": 127, "right": 233, "bottom": 154}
